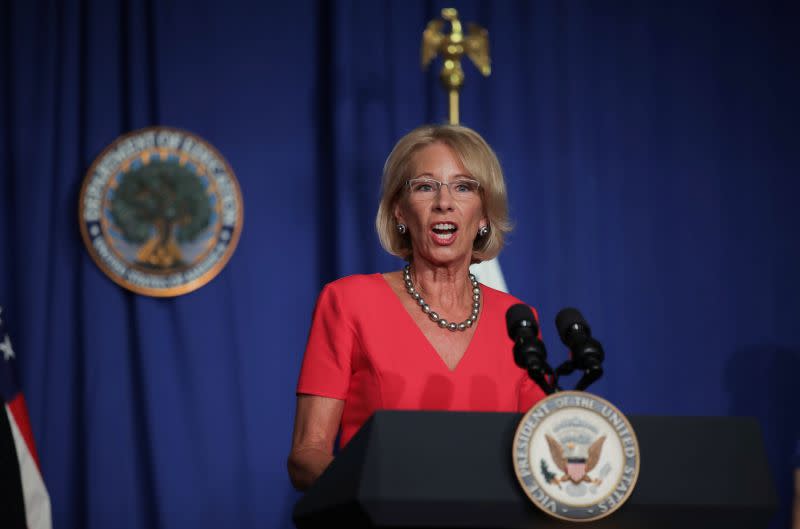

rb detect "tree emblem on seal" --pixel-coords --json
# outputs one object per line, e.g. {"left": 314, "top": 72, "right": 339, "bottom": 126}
{"left": 110, "top": 161, "right": 212, "bottom": 269}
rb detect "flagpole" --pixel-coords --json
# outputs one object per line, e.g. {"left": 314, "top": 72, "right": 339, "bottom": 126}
{"left": 449, "top": 90, "right": 459, "bottom": 125}
{"left": 420, "top": 8, "right": 508, "bottom": 292}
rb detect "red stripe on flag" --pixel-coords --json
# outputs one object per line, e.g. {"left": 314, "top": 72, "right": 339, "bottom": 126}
{"left": 7, "top": 393, "right": 41, "bottom": 472}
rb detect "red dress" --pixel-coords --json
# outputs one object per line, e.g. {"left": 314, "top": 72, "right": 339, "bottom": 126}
{"left": 296, "top": 274, "right": 546, "bottom": 448}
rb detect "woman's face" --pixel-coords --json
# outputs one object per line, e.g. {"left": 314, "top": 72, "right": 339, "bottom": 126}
{"left": 394, "top": 142, "right": 486, "bottom": 268}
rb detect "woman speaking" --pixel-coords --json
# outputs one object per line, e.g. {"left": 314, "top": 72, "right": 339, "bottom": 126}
{"left": 288, "top": 124, "right": 545, "bottom": 490}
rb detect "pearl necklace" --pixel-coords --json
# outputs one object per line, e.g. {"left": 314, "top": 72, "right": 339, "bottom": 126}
{"left": 403, "top": 264, "right": 481, "bottom": 332}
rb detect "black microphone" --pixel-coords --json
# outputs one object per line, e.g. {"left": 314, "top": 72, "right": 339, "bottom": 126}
{"left": 506, "top": 304, "right": 554, "bottom": 394}
{"left": 554, "top": 308, "right": 604, "bottom": 391}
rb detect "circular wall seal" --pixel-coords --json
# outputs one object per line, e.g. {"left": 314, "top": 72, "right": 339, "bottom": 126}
{"left": 512, "top": 391, "right": 640, "bottom": 522}
{"left": 79, "top": 127, "right": 243, "bottom": 297}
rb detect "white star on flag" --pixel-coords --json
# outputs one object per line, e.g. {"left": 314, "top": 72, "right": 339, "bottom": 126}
{"left": 1, "top": 333, "right": 15, "bottom": 361}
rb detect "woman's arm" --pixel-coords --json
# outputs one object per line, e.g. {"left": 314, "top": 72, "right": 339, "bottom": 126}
{"left": 287, "top": 394, "right": 345, "bottom": 491}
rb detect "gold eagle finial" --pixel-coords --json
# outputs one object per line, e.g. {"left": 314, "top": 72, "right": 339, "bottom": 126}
{"left": 421, "top": 8, "right": 491, "bottom": 124}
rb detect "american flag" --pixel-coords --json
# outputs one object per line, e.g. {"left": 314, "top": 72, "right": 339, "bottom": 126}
{"left": 470, "top": 257, "right": 508, "bottom": 292}
{"left": 0, "top": 306, "right": 51, "bottom": 529}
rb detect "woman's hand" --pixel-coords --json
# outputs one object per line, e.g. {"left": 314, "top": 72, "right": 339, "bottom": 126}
{"left": 287, "top": 394, "right": 345, "bottom": 491}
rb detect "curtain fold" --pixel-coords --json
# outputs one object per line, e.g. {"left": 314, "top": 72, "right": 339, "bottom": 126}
{"left": 1, "top": 1, "right": 798, "bottom": 528}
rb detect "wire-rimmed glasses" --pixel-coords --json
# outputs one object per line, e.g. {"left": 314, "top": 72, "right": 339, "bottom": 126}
{"left": 405, "top": 177, "right": 481, "bottom": 201}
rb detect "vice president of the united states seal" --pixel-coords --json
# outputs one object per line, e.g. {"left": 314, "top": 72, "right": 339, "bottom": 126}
{"left": 512, "top": 390, "right": 640, "bottom": 522}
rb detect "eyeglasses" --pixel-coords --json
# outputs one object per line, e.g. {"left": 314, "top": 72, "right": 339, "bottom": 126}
{"left": 405, "top": 177, "right": 481, "bottom": 201}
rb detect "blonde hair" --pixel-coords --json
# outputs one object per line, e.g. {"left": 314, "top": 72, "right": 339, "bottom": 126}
{"left": 375, "top": 124, "right": 511, "bottom": 263}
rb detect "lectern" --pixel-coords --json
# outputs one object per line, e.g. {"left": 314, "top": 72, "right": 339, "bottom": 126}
{"left": 293, "top": 411, "right": 777, "bottom": 528}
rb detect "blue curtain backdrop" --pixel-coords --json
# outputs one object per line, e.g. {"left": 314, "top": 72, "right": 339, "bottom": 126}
{"left": 1, "top": 0, "right": 798, "bottom": 528}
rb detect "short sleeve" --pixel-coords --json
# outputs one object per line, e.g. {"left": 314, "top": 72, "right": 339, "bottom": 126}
{"left": 296, "top": 283, "right": 355, "bottom": 399}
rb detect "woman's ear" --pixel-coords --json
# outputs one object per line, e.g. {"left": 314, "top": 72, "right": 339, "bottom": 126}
{"left": 394, "top": 202, "right": 405, "bottom": 225}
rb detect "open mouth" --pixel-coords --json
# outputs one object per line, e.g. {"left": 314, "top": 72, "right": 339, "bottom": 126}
{"left": 431, "top": 222, "right": 458, "bottom": 243}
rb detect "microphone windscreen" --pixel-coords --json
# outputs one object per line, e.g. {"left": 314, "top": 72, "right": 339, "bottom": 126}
{"left": 506, "top": 303, "right": 537, "bottom": 339}
{"left": 555, "top": 307, "right": 588, "bottom": 341}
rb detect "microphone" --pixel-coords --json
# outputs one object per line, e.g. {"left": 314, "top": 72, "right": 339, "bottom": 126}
{"left": 506, "top": 304, "right": 555, "bottom": 394}
{"left": 554, "top": 308, "right": 605, "bottom": 391}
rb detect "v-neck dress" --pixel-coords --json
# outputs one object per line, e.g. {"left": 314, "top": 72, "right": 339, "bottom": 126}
{"left": 296, "top": 274, "right": 546, "bottom": 448}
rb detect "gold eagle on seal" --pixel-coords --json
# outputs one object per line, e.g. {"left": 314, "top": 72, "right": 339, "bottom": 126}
{"left": 545, "top": 434, "right": 606, "bottom": 488}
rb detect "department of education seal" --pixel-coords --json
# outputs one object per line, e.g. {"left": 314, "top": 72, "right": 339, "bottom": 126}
{"left": 79, "top": 127, "right": 243, "bottom": 297}
{"left": 512, "top": 391, "right": 640, "bottom": 522}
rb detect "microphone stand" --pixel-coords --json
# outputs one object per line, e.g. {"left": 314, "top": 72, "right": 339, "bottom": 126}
{"left": 512, "top": 337, "right": 558, "bottom": 395}
{"left": 553, "top": 346, "right": 604, "bottom": 392}
{"left": 575, "top": 365, "right": 603, "bottom": 391}
{"left": 552, "top": 309, "right": 605, "bottom": 392}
